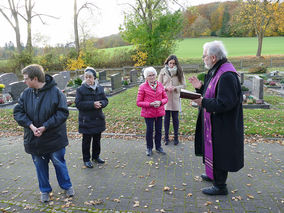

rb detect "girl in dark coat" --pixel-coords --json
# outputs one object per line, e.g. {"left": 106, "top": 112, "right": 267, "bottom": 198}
{"left": 75, "top": 67, "right": 108, "bottom": 168}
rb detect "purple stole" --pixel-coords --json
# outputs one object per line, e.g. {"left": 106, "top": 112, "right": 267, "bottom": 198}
{"left": 203, "top": 62, "right": 237, "bottom": 180}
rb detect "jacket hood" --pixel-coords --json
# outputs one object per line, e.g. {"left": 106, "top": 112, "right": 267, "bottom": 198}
{"left": 38, "top": 74, "right": 57, "bottom": 92}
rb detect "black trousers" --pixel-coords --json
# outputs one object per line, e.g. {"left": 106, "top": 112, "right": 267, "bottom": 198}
{"left": 144, "top": 117, "right": 162, "bottom": 150}
{"left": 213, "top": 167, "right": 228, "bottom": 189}
{"left": 164, "top": 110, "right": 179, "bottom": 139}
{"left": 82, "top": 133, "right": 101, "bottom": 162}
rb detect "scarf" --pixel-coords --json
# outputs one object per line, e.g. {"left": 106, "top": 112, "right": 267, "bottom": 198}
{"left": 83, "top": 79, "right": 98, "bottom": 91}
{"left": 148, "top": 80, "right": 157, "bottom": 91}
{"left": 166, "top": 65, "right": 177, "bottom": 77}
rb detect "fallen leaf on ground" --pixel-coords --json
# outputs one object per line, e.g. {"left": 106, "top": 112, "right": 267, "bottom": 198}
{"left": 163, "top": 186, "right": 170, "bottom": 191}
{"left": 113, "top": 198, "right": 120, "bottom": 203}
{"left": 247, "top": 194, "right": 254, "bottom": 199}
{"left": 231, "top": 189, "right": 238, "bottom": 194}
{"left": 133, "top": 200, "right": 140, "bottom": 207}
{"left": 204, "top": 201, "right": 212, "bottom": 206}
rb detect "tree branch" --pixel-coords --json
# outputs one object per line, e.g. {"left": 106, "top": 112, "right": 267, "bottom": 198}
{"left": 77, "top": 2, "right": 98, "bottom": 16}
{"left": 0, "top": 8, "right": 16, "bottom": 28}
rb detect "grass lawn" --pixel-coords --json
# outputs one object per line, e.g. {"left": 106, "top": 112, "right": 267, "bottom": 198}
{"left": 175, "top": 37, "right": 284, "bottom": 59}
{"left": 103, "top": 37, "right": 284, "bottom": 60}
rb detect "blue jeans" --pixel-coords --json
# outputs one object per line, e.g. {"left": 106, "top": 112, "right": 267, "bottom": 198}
{"left": 144, "top": 117, "right": 162, "bottom": 150}
{"left": 32, "top": 148, "right": 72, "bottom": 193}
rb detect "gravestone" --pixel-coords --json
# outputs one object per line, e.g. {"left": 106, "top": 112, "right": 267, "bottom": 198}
{"left": 111, "top": 73, "right": 122, "bottom": 91}
{"left": 99, "top": 70, "right": 107, "bottom": 83}
{"left": 52, "top": 73, "right": 69, "bottom": 90}
{"left": 60, "top": 71, "right": 70, "bottom": 82}
{"left": 78, "top": 74, "right": 85, "bottom": 82}
{"left": 252, "top": 76, "right": 263, "bottom": 100}
{"left": 0, "top": 73, "right": 18, "bottom": 92}
{"left": 130, "top": 69, "right": 138, "bottom": 84}
{"left": 240, "top": 72, "right": 244, "bottom": 85}
{"left": 9, "top": 81, "right": 27, "bottom": 101}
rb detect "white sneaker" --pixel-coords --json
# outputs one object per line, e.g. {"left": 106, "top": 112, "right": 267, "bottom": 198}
{"left": 41, "top": 192, "right": 50, "bottom": 203}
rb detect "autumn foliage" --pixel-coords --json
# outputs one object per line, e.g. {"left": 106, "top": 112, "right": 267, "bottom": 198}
{"left": 183, "top": 1, "right": 284, "bottom": 38}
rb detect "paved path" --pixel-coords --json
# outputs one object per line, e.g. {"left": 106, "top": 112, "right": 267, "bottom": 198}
{"left": 0, "top": 136, "right": 283, "bottom": 213}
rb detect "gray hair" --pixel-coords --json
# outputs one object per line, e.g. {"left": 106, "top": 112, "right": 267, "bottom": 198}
{"left": 203, "top": 40, "right": 228, "bottom": 61}
{"left": 143, "top": 66, "right": 157, "bottom": 78}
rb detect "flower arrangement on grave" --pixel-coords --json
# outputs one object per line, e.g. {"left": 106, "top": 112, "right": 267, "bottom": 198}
{"left": 0, "top": 84, "right": 5, "bottom": 92}
{"left": 269, "top": 81, "right": 277, "bottom": 86}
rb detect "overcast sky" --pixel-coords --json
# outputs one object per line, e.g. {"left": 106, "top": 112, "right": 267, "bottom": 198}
{"left": 0, "top": 0, "right": 228, "bottom": 47}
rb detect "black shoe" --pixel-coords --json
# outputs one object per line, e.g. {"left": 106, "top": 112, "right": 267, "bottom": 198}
{"left": 201, "top": 174, "right": 212, "bottom": 182}
{"left": 84, "top": 161, "right": 93, "bottom": 168}
{"left": 164, "top": 139, "right": 169, "bottom": 145}
{"left": 156, "top": 147, "right": 166, "bottom": 155}
{"left": 146, "top": 148, "right": 152, "bottom": 156}
{"left": 174, "top": 138, "right": 179, "bottom": 145}
{"left": 202, "top": 186, "right": 228, "bottom": 195}
{"left": 93, "top": 157, "right": 105, "bottom": 164}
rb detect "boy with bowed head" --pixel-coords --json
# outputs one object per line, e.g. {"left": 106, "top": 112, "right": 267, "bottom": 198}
{"left": 137, "top": 67, "right": 168, "bottom": 156}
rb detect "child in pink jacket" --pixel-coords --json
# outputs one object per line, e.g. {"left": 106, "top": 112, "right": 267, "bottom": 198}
{"left": 137, "top": 67, "right": 168, "bottom": 156}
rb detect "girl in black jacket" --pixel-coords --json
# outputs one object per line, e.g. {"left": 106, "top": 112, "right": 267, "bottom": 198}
{"left": 75, "top": 67, "right": 108, "bottom": 168}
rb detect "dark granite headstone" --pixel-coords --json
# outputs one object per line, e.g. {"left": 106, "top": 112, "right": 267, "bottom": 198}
{"left": 52, "top": 73, "right": 69, "bottom": 90}
{"left": 99, "top": 70, "right": 107, "bottom": 82}
{"left": 240, "top": 72, "right": 244, "bottom": 85}
{"left": 60, "top": 71, "right": 71, "bottom": 82}
{"left": 9, "top": 81, "right": 27, "bottom": 101}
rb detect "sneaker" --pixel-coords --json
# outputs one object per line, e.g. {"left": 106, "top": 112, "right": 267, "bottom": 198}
{"left": 156, "top": 147, "right": 166, "bottom": 155}
{"left": 41, "top": 192, "right": 50, "bottom": 203}
{"left": 84, "top": 161, "right": 94, "bottom": 168}
{"left": 146, "top": 148, "right": 152, "bottom": 156}
{"left": 66, "top": 187, "right": 75, "bottom": 197}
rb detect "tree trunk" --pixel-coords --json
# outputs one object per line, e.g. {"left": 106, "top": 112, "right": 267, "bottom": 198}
{"left": 74, "top": 0, "right": 80, "bottom": 56}
{"left": 0, "top": 0, "right": 23, "bottom": 54}
{"left": 256, "top": 31, "right": 264, "bottom": 57}
{"left": 14, "top": 20, "right": 22, "bottom": 54}
{"left": 26, "top": 0, "right": 32, "bottom": 55}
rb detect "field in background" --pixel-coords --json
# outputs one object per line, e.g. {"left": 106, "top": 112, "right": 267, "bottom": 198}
{"left": 104, "top": 37, "right": 284, "bottom": 59}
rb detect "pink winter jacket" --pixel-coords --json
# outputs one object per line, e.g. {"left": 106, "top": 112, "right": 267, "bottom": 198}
{"left": 136, "top": 81, "right": 168, "bottom": 118}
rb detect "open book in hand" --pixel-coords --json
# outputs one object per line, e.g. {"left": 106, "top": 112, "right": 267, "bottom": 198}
{"left": 180, "top": 89, "right": 201, "bottom": 100}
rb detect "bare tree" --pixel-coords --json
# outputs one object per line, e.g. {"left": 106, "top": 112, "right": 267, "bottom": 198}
{"left": 74, "top": 0, "right": 98, "bottom": 56}
{"left": 19, "top": 0, "right": 58, "bottom": 54}
{"left": 0, "top": 0, "right": 22, "bottom": 54}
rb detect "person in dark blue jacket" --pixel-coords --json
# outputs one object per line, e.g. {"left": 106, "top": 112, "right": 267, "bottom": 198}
{"left": 75, "top": 67, "right": 108, "bottom": 168}
{"left": 13, "top": 64, "right": 74, "bottom": 203}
